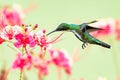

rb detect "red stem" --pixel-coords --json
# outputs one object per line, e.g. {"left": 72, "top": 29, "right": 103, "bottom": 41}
{"left": 57, "top": 67, "right": 62, "bottom": 80}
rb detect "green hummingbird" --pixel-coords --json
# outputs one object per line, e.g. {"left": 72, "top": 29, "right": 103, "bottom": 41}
{"left": 47, "top": 21, "right": 111, "bottom": 49}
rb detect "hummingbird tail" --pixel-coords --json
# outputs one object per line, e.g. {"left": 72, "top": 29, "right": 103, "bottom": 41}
{"left": 97, "top": 41, "right": 111, "bottom": 48}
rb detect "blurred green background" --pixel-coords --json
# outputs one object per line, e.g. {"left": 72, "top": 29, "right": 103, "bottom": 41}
{"left": 0, "top": 0, "right": 120, "bottom": 80}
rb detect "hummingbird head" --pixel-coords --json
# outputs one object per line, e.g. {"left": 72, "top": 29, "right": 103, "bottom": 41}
{"left": 55, "top": 23, "right": 70, "bottom": 31}
{"left": 47, "top": 23, "right": 70, "bottom": 35}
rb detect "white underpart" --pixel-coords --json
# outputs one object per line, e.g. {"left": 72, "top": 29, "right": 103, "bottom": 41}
{"left": 72, "top": 30, "right": 82, "bottom": 41}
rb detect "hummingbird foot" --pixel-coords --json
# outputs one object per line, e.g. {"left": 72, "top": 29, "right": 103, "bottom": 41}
{"left": 82, "top": 42, "right": 88, "bottom": 49}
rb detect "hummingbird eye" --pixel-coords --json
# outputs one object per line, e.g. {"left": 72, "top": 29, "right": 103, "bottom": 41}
{"left": 56, "top": 23, "right": 69, "bottom": 31}
{"left": 58, "top": 26, "right": 68, "bottom": 30}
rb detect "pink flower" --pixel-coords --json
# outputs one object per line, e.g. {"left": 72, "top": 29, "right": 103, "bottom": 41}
{"left": 37, "top": 64, "right": 48, "bottom": 76}
{"left": 33, "top": 57, "right": 50, "bottom": 76}
{"left": 1, "top": 5, "right": 24, "bottom": 26}
{"left": 49, "top": 49, "right": 72, "bottom": 75}
{"left": 13, "top": 25, "right": 36, "bottom": 48}
{"left": 0, "top": 37, "right": 5, "bottom": 44}
{"left": 14, "top": 33, "right": 36, "bottom": 48}
{"left": 115, "top": 28, "right": 120, "bottom": 40}
{"left": 12, "top": 53, "right": 32, "bottom": 70}
{"left": 114, "top": 19, "right": 120, "bottom": 40}
{"left": 34, "top": 30, "right": 64, "bottom": 51}
{"left": 0, "top": 17, "right": 7, "bottom": 30}
{"left": 34, "top": 30, "right": 50, "bottom": 50}
{"left": 93, "top": 24, "right": 111, "bottom": 37}
{"left": 0, "top": 25, "right": 15, "bottom": 40}
{"left": 0, "top": 25, "right": 23, "bottom": 44}
{"left": 89, "top": 19, "right": 113, "bottom": 38}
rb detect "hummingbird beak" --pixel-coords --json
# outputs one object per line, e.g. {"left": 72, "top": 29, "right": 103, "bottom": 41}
{"left": 47, "top": 30, "right": 56, "bottom": 36}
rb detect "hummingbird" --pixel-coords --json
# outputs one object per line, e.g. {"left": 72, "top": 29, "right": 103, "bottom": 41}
{"left": 47, "top": 21, "right": 111, "bottom": 49}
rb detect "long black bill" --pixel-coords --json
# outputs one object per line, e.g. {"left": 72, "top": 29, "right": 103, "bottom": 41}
{"left": 47, "top": 30, "right": 56, "bottom": 36}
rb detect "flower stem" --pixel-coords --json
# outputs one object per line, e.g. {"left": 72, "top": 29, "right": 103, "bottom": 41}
{"left": 57, "top": 67, "right": 62, "bottom": 80}
{"left": 109, "top": 36, "right": 120, "bottom": 77}
{"left": 38, "top": 73, "right": 45, "bottom": 80}
{"left": 112, "top": 49, "right": 120, "bottom": 76}
{"left": 19, "top": 70, "right": 23, "bottom": 80}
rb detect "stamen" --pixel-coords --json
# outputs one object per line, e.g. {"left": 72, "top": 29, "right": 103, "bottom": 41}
{"left": 46, "top": 32, "right": 64, "bottom": 44}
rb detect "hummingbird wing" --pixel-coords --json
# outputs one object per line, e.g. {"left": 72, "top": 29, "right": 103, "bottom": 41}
{"left": 79, "top": 23, "right": 103, "bottom": 33}
{"left": 85, "top": 25, "right": 103, "bottom": 32}
{"left": 79, "top": 20, "right": 103, "bottom": 32}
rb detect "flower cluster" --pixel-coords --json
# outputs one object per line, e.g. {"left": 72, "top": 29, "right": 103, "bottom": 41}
{"left": 0, "top": 24, "right": 72, "bottom": 79}
{"left": 13, "top": 53, "right": 32, "bottom": 71}
{"left": 0, "top": 5, "right": 74, "bottom": 80}
{"left": 0, "top": 4, "right": 25, "bottom": 44}
{"left": 49, "top": 49, "right": 72, "bottom": 75}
